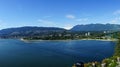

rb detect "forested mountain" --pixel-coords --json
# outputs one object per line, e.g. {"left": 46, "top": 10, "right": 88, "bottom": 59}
{"left": 71, "top": 24, "right": 120, "bottom": 31}
{"left": 0, "top": 24, "right": 120, "bottom": 38}
{"left": 0, "top": 26, "right": 66, "bottom": 37}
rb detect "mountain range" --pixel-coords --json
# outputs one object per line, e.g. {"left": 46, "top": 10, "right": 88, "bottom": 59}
{"left": 0, "top": 26, "right": 66, "bottom": 37}
{"left": 71, "top": 24, "right": 120, "bottom": 31}
{"left": 0, "top": 24, "right": 120, "bottom": 38}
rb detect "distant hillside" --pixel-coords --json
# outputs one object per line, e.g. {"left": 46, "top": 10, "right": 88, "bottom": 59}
{"left": 0, "top": 26, "right": 66, "bottom": 37}
{"left": 0, "top": 24, "right": 120, "bottom": 38}
{"left": 71, "top": 24, "right": 120, "bottom": 31}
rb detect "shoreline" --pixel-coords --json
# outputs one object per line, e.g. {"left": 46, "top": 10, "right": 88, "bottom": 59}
{"left": 81, "top": 38, "right": 117, "bottom": 41}
{"left": 20, "top": 38, "right": 117, "bottom": 42}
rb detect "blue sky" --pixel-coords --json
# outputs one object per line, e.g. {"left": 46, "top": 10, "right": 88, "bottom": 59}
{"left": 0, "top": 0, "right": 120, "bottom": 29}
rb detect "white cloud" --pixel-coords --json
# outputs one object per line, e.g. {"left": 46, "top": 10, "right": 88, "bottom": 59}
{"left": 109, "top": 17, "right": 120, "bottom": 24}
{"left": 111, "top": 20, "right": 118, "bottom": 23}
{"left": 38, "top": 19, "right": 50, "bottom": 23}
{"left": 66, "top": 14, "right": 89, "bottom": 22}
{"left": 113, "top": 10, "right": 120, "bottom": 15}
{"left": 38, "top": 19, "right": 54, "bottom": 25}
{"left": 37, "top": 19, "right": 73, "bottom": 29}
{"left": 66, "top": 14, "right": 75, "bottom": 19}
{"left": 37, "top": 19, "right": 58, "bottom": 27}
{"left": 63, "top": 24, "right": 73, "bottom": 30}
{"left": 76, "top": 18, "right": 88, "bottom": 22}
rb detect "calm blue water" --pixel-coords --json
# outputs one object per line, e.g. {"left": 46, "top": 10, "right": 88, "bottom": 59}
{"left": 0, "top": 39, "right": 115, "bottom": 67}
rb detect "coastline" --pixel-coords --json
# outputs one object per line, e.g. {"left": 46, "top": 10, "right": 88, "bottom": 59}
{"left": 81, "top": 38, "right": 117, "bottom": 41}
{"left": 80, "top": 37, "right": 120, "bottom": 67}
{"left": 20, "top": 38, "right": 117, "bottom": 42}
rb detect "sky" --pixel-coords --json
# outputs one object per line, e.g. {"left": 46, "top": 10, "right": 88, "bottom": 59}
{"left": 0, "top": 0, "right": 120, "bottom": 29}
